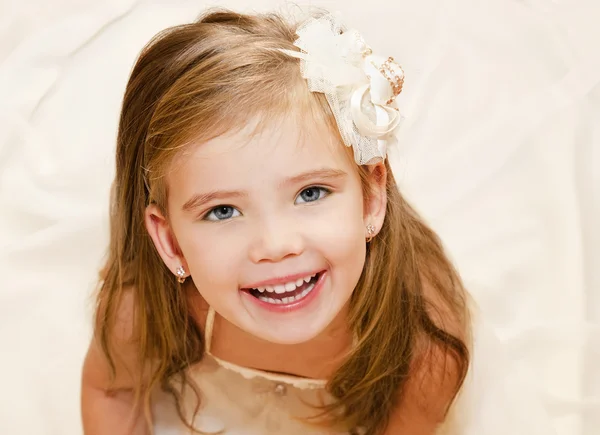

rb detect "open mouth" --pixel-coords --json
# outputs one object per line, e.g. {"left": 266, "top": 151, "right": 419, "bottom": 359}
{"left": 243, "top": 272, "right": 322, "bottom": 305}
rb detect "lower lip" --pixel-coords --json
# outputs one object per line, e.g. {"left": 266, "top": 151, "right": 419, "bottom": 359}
{"left": 241, "top": 271, "right": 327, "bottom": 313}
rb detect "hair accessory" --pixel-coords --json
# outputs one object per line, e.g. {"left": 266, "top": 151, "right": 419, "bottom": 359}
{"left": 175, "top": 266, "right": 186, "bottom": 284}
{"left": 366, "top": 223, "right": 377, "bottom": 242}
{"left": 281, "top": 13, "right": 405, "bottom": 165}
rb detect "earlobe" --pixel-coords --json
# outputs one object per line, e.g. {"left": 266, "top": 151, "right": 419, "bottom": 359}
{"left": 364, "top": 162, "right": 388, "bottom": 236}
{"left": 366, "top": 223, "right": 377, "bottom": 242}
{"left": 144, "top": 204, "right": 188, "bottom": 277}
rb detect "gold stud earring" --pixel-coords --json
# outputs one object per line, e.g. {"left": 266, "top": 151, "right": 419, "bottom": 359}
{"left": 366, "top": 224, "right": 376, "bottom": 242}
{"left": 175, "top": 266, "right": 186, "bottom": 284}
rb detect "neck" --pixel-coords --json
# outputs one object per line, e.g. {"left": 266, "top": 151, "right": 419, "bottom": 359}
{"left": 196, "top": 299, "right": 353, "bottom": 380}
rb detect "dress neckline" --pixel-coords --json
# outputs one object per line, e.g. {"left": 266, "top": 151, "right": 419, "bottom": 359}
{"left": 204, "top": 307, "right": 328, "bottom": 390}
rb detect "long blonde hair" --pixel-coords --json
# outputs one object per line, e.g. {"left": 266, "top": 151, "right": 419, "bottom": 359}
{"left": 96, "top": 9, "right": 470, "bottom": 434}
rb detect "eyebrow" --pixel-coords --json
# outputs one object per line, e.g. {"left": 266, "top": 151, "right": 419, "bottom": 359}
{"left": 283, "top": 168, "right": 347, "bottom": 187}
{"left": 181, "top": 168, "right": 347, "bottom": 213}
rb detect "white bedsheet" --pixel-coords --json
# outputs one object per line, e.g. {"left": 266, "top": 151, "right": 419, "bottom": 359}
{"left": 0, "top": 1, "right": 598, "bottom": 434}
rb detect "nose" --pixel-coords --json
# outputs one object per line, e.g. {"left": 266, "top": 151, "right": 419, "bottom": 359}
{"left": 248, "top": 217, "right": 304, "bottom": 264}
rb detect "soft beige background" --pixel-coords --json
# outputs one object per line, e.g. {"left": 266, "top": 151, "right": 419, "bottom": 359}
{"left": 0, "top": 0, "right": 598, "bottom": 434}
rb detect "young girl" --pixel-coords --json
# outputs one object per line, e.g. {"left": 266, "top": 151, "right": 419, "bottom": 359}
{"left": 80, "top": 8, "right": 548, "bottom": 435}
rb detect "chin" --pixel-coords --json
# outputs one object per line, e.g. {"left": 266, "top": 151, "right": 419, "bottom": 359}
{"left": 244, "top": 300, "right": 348, "bottom": 346}
{"left": 255, "top": 321, "right": 329, "bottom": 345}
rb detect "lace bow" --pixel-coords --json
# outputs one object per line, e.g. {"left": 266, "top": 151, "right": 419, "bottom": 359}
{"left": 281, "top": 14, "right": 405, "bottom": 165}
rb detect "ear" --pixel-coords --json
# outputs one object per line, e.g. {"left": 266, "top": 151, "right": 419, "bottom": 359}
{"left": 144, "top": 204, "right": 189, "bottom": 279}
{"left": 363, "top": 161, "right": 387, "bottom": 238}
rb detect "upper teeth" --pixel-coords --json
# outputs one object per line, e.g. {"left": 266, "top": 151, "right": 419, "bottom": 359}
{"left": 253, "top": 274, "right": 316, "bottom": 294}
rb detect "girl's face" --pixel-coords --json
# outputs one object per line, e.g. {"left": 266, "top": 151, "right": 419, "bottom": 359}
{"left": 147, "top": 117, "right": 386, "bottom": 345}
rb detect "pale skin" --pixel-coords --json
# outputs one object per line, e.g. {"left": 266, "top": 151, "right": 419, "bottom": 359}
{"left": 81, "top": 117, "right": 460, "bottom": 434}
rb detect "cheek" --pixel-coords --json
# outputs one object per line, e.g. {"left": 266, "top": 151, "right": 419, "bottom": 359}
{"left": 174, "top": 224, "right": 242, "bottom": 291}
{"left": 312, "top": 193, "right": 367, "bottom": 275}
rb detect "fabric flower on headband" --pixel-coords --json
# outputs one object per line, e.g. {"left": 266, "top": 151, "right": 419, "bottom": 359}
{"left": 281, "top": 14, "right": 405, "bottom": 165}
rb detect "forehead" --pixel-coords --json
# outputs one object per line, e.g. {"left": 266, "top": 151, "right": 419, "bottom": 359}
{"left": 167, "top": 116, "right": 355, "bottom": 196}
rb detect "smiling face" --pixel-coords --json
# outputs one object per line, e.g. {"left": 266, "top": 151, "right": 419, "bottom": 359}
{"left": 146, "top": 116, "right": 386, "bottom": 345}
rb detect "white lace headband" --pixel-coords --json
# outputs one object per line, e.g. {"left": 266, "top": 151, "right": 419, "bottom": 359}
{"left": 280, "top": 13, "right": 405, "bottom": 165}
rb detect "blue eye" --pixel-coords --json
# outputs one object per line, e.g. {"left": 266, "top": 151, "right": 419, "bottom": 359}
{"left": 204, "top": 206, "right": 241, "bottom": 221}
{"left": 295, "top": 187, "right": 330, "bottom": 204}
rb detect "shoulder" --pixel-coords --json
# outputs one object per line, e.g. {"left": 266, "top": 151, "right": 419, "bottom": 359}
{"left": 83, "top": 284, "right": 207, "bottom": 392}
{"left": 384, "top": 344, "right": 466, "bottom": 435}
{"left": 384, "top": 279, "right": 470, "bottom": 434}
{"left": 82, "top": 287, "right": 141, "bottom": 392}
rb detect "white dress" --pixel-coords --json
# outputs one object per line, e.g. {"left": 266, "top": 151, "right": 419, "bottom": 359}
{"left": 152, "top": 307, "right": 558, "bottom": 434}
